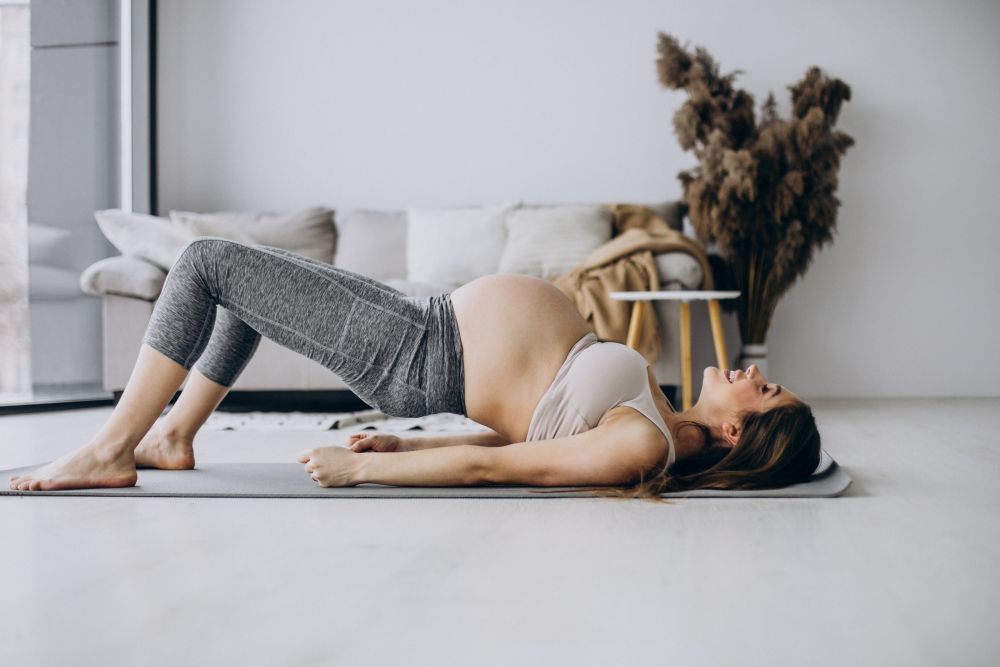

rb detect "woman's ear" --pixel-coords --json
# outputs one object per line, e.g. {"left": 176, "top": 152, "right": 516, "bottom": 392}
{"left": 721, "top": 421, "right": 741, "bottom": 447}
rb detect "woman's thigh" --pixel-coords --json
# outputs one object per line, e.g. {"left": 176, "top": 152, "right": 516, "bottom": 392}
{"left": 250, "top": 244, "right": 467, "bottom": 417}
{"left": 255, "top": 245, "right": 407, "bottom": 296}
{"left": 177, "top": 238, "right": 437, "bottom": 416}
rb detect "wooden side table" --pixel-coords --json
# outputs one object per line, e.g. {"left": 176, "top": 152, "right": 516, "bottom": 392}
{"left": 609, "top": 290, "right": 741, "bottom": 410}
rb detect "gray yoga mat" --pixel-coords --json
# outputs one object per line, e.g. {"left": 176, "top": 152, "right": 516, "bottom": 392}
{"left": 1, "top": 449, "right": 849, "bottom": 498}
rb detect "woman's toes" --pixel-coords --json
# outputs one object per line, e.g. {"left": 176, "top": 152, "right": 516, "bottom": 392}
{"left": 21, "top": 477, "right": 39, "bottom": 491}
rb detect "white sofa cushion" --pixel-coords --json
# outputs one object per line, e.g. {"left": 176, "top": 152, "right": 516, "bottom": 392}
{"left": 169, "top": 206, "right": 336, "bottom": 263}
{"left": 655, "top": 252, "right": 704, "bottom": 290}
{"left": 332, "top": 209, "right": 408, "bottom": 282}
{"left": 93, "top": 209, "right": 251, "bottom": 271}
{"left": 642, "top": 200, "right": 705, "bottom": 288}
{"left": 405, "top": 203, "right": 516, "bottom": 286}
{"left": 497, "top": 204, "right": 613, "bottom": 278}
{"left": 79, "top": 255, "right": 167, "bottom": 301}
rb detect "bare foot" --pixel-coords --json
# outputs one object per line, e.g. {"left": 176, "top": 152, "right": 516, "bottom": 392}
{"left": 134, "top": 422, "right": 195, "bottom": 470}
{"left": 9, "top": 443, "right": 137, "bottom": 492}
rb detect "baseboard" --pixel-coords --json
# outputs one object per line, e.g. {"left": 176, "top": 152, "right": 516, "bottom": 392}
{"left": 0, "top": 397, "right": 115, "bottom": 416}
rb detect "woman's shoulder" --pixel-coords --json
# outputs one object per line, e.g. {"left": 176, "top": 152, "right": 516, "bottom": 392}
{"left": 594, "top": 406, "right": 671, "bottom": 457}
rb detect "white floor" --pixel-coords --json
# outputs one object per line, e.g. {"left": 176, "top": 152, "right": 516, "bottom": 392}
{"left": 1, "top": 399, "right": 997, "bottom": 667}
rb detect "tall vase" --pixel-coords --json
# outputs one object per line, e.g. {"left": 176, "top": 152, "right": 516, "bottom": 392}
{"left": 737, "top": 344, "right": 768, "bottom": 376}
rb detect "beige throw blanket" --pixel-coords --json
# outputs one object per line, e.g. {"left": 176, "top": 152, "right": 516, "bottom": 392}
{"left": 547, "top": 204, "right": 714, "bottom": 364}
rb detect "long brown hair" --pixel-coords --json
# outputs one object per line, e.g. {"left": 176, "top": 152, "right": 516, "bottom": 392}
{"left": 530, "top": 401, "right": 821, "bottom": 503}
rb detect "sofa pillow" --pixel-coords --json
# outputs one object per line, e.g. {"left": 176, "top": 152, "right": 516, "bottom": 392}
{"left": 79, "top": 255, "right": 167, "bottom": 301}
{"left": 332, "top": 209, "right": 407, "bottom": 282}
{"left": 497, "top": 204, "right": 613, "bottom": 279}
{"left": 93, "top": 209, "right": 248, "bottom": 271}
{"left": 654, "top": 252, "right": 704, "bottom": 290}
{"left": 406, "top": 203, "right": 516, "bottom": 286}
{"left": 169, "top": 207, "right": 336, "bottom": 263}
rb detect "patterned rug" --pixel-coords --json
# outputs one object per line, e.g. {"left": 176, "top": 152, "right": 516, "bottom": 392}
{"left": 200, "top": 408, "right": 492, "bottom": 433}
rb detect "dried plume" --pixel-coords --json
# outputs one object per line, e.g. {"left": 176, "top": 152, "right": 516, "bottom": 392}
{"left": 656, "top": 33, "right": 854, "bottom": 344}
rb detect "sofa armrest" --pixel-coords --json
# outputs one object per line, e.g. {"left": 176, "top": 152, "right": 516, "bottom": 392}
{"left": 654, "top": 251, "right": 704, "bottom": 290}
{"left": 80, "top": 255, "right": 167, "bottom": 301}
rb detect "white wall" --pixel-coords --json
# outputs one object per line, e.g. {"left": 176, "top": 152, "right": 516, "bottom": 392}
{"left": 157, "top": 0, "right": 1000, "bottom": 399}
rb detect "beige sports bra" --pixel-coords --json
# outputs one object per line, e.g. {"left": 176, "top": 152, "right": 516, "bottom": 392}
{"left": 525, "top": 332, "right": 677, "bottom": 473}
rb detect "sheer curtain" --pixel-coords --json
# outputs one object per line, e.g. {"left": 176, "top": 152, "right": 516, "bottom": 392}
{"left": 0, "top": 1, "right": 30, "bottom": 402}
{"left": 1, "top": 0, "right": 154, "bottom": 407}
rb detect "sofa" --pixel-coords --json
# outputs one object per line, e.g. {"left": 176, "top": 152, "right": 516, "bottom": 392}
{"left": 79, "top": 200, "right": 710, "bottom": 404}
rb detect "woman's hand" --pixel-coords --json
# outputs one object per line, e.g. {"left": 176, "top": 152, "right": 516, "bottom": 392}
{"left": 347, "top": 431, "right": 405, "bottom": 453}
{"left": 297, "top": 446, "right": 365, "bottom": 487}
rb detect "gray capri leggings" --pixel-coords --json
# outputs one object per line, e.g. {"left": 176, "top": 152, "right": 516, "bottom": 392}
{"left": 141, "top": 237, "right": 468, "bottom": 418}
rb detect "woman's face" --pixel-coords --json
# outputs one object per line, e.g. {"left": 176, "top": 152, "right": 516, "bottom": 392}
{"left": 698, "top": 364, "right": 800, "bottom": 422}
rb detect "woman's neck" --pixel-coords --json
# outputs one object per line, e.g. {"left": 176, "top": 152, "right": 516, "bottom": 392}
{"left": 655, "top": 399, "right": 718, "bottom": 463}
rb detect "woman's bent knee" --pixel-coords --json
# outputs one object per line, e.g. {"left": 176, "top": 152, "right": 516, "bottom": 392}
{"left": 177, "top": 236, "right": 237, "bottom": 262}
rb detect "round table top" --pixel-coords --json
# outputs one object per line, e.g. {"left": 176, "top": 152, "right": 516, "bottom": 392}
{"left": 609, "top": 290, "right": 741, "bottom": 301}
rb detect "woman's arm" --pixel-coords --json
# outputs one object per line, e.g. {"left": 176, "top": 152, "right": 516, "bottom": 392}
{"left": 485, "top": 419, "right": 667, "bottom": 486}
{"left": 350, "top": 418, "right": 665, "bottom": 487}
{"left": 405, "top": 430, "right": 509, "bottom": 450}
{"left": 354, "top": 445, "right": 491, "bottom": 486}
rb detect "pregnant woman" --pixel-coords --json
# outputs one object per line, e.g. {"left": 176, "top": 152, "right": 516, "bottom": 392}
{"left": 9, "top": 238, "right": 820, "bottom": 499}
